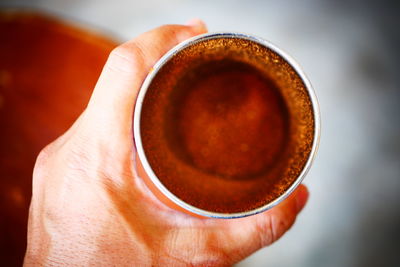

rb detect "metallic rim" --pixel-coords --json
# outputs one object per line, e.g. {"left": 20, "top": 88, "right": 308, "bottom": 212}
{"left": 133, "top": 32, "right": 321, "bottom": 219}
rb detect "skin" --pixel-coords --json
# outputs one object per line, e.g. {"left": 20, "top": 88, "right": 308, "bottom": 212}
{"left": 24, "top": 19, "right": 309, "bottom": 267}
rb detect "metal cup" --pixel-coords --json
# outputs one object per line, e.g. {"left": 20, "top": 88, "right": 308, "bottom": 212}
{"left": 134, "top": 32, "right": 320, "bottom": 218}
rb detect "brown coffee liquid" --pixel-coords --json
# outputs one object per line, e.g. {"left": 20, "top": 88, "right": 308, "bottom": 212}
{"left": 141, "top": 38, "right": 315, "bottom": 213}
{"left": 166, "top": 59, "right": 289, "bottom": 179}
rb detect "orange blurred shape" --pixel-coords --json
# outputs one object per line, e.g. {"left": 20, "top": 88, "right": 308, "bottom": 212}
{"left": 0, "top": 10, "right": 117, "bottom": 266}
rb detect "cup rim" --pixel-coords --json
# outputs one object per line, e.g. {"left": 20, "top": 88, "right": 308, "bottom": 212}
{"left": 133, "top": 32, "right": 321, "bottom": 219}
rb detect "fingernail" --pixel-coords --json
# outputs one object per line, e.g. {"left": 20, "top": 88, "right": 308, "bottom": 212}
{"left": 295, "top": 186, "right": 309, "bottom": 213}
{"left": 185, "top": 18, "right": 207, "bottom": 33}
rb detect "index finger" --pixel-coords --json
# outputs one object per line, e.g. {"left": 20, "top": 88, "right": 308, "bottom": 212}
{"left": 86, "top": 21, "right": 208, "bottom": 129}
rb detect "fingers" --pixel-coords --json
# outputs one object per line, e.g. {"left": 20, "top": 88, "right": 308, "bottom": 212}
{"left": 256, "top": 185, "right": 309, "bottom": 246}
{"left": 85, "top": 21, "right": 207, "bottom": 130}
{"left": 216, "top": 185, "right": 309, "bottom": 260}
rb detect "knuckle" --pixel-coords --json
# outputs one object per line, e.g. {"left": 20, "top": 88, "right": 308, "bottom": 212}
{"left": 159, "top": 25, "right": 192, "bottom": 44}
{"left": 107, "top": 43, "right": 146, "bottom": 73}
{"left": 34, "top": 145, "right": 53, "bottom": 170}
{"left": 255, "top": 211, "right": 296, "bottom": 247}
{"left": 109, "top": 45, "right": 130, "bottom": 61}
{"left": 255, "top": 215, "right": 273, "bottom": 247}
{"left": 32, "top": 144, "right": 55, "bottom": 188}
{"left": 270, "top": 212, "right": 296, "bottom": 243}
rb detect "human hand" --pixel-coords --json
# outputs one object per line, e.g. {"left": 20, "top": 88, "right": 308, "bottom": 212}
{"left": 24, "top": 20, "right": 309, "bottom": 267}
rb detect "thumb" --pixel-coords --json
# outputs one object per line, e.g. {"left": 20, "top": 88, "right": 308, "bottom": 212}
{"left": 85, "top": 21, "right": 207, "bottom": 131}
{"left": 217, "top": 185, "right": 309, "bottom": 261}
{"left": 253, "top": 185, "right": 309, "bottom": 247}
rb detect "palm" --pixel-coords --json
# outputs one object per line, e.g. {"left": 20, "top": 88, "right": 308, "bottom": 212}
{"left": 97, "top": 129, "right": 301, "bottom": 266}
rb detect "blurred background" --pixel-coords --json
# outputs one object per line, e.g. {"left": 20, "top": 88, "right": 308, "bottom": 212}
{"left": 0, "top": 0, "right": 399, "bottom": 266}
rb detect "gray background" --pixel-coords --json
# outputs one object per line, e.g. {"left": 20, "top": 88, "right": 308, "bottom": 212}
{"left": 2, "top": 0, "right": 399, "bottom": 266}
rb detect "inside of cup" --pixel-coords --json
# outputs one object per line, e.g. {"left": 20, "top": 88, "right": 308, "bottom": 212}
{"left": 139, "top": 36, "right": 315, "bottom": 214}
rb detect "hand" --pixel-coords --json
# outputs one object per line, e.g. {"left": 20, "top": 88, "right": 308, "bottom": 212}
{"left": 24, "top": 20, "right": 309, "bottom": 267}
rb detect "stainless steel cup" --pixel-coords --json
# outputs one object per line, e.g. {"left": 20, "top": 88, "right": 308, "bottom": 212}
{"left": 134, "top": 32, "right": 320, "bottom": 218}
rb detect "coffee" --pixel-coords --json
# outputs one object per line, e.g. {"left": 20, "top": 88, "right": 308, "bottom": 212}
{"left": 136, "top": 35, "right": 318, "bottom": 215}
{"left": 166, "top": 59, "right": 289, "bottom": 179}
